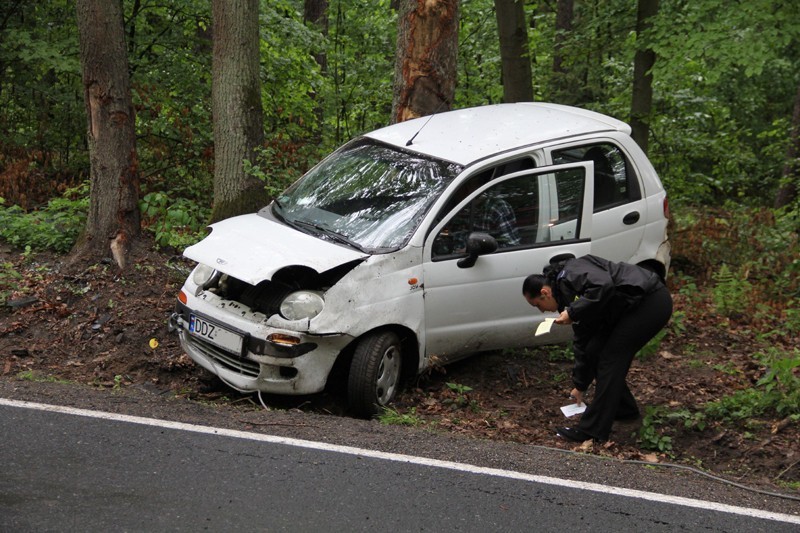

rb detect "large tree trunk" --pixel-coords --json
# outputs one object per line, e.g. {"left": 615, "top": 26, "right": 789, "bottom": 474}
{"left": 74, "top": 0, "right": 140, "bottom": 269}
{"left": 630, "top": 0, "right": 659, "bottom": 154}
{"left": 210, "top": 0, "right": 267, "bottom": 222}
{"left": 495, "top": 0, "right": 533, "bottom": 103}
{"left": 551, "top": 0, "right": 576, "bottom": 105}
{"left": 775, "top": 80, "right": 800, "bottom": 209}
{"left": 391, "top": 0, "right": 458, "bottom": 124}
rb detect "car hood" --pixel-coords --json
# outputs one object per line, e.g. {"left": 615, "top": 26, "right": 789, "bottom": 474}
{"left": 183, "top": 213, "right": 368, "bottom": 285}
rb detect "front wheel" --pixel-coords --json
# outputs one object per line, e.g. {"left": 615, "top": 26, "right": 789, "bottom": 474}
{"left": 347, "top": 331, "right": 402, "bottom": 417}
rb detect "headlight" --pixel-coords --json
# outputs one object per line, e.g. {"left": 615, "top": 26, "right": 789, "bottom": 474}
{"left": 192, "top": 264, "right": 216, "bottom": 286}
{"left": 280, "top": 291, "right": 324, "bottom": 321}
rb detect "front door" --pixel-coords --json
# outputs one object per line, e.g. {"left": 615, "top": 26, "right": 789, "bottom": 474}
{"left": 421, "top": 163, "right": 593, "bottom": 363}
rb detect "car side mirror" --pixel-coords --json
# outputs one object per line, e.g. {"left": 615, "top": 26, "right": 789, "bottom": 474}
{"left": 457, "top": 232, "right": 498, "bottom": 268}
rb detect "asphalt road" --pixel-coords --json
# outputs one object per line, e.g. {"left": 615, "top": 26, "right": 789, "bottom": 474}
{"left": 2, "top": 399, "right": 798, "bottom": 532}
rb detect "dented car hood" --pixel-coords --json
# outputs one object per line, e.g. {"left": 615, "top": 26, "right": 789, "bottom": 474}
{"left": 183, "top": 213, "right": 368, "bottom": 285}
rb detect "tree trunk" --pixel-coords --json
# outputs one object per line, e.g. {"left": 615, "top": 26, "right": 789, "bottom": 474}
{"left": 630, "top": 0, "right": 659, "bottom": 154}
{"left": 211, "top": 0, "right": 267, "bottom": 222}
{"left": 304, "top": 0, "right": 329, "bottom": 140}
{"left": 73, "top": 0, "right": 140, "bottom": 269}
{"left": 495, "top": 0, "right": 533, "bottom": 103}
{"left": 391, "top": 0, "right": 458, "bottom": 124}
{"left": 775, "top": 80, "right": 800, "bottom": 209}
{"left": 551, "top": 0, "right": 575, "bottom": 105}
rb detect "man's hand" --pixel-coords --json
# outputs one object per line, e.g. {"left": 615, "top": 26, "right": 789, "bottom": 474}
{"left": 570, "top": 388, "right": 584, "bottom": 405}
{"left": 554, "top": 309, "right": 573, "bottom": 325}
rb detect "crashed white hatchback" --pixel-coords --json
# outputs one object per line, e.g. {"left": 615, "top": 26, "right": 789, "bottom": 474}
{"left": 170, "top": 103, "right": 671, "bottom": 416}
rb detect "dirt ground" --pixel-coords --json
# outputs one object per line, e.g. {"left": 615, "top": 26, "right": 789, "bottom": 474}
{"left": 1, "top": 238, "right": 798, "bottom": 495}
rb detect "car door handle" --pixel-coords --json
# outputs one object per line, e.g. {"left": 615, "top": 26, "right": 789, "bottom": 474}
{"left": 623, "top": 211, "right": 640, "bottom": 225}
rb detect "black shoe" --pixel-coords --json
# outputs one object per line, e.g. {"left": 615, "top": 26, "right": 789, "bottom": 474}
{"left": 556, "top": 426, "right": 593, "bottom": 443}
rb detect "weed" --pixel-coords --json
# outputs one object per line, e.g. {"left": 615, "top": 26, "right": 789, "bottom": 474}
{"left": 0, "top": 262, "right": 22, "bottom": 303}
{"left": 544, "top": 344, "right": 573, "bottom": 362}
{"left": 445, "top": 382, "right": 473, "bottom": 408}
{"left": 712, "top": 362, "right": 740, "bottom": 376}
{"left": 638, "top": 406, "right": 706, "bottom": 454}
{"left": 139, "top": 192, "right": 209, "bottom": 249}
{"left": 705, "top": 348, "right": 800, "bottom": 422}
{"left": 378, "top": 407, "right": 423, "bottom": 427}
{"left": 0, "top": 184, "right": 88, "bottom": 253}
{"left": 639, "top": 407, "right": 673, "bottom": 453}
{"left": 16, "top": 370, "right": 70, "bottom": 384}
{"left": 711, "top": 263, "right": 751, "bottom": 319}
{"left": 446, "top": 382, "right": 473, "bottom": 395}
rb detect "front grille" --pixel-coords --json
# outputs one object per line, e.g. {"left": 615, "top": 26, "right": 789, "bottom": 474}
{"left": 185, "top": 334, "right": 260, "bottom": 378}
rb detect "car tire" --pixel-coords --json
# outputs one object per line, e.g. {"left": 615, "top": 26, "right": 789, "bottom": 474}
{"left": 347, "top": 331, "right": 402, "bottom": 417}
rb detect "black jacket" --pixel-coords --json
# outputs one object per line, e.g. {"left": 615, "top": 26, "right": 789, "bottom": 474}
{"left": 551, "top": 255, "right": 663, "bottom": 390}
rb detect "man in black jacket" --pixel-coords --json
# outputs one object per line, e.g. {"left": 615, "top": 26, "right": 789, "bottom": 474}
{"left": 522, "top": 255, "right": 673, "bottom": 442}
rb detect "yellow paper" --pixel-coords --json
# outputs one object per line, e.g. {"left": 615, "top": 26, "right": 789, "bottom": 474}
{"left": 535, "top": 318, "right": 556, "bottom": 336}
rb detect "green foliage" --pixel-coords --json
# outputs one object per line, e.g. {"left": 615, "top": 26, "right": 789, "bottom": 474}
{"left": 0, "top": 262, "right": 22, "bottom": 303}
{"left": 638, "top": 405, "right": 707, "bottom": 453}
{"left": 638, "top": 406, "right": 674, "bottom": 453}
{"left": 378, "top": 406, "right": 424, "bottom": 427}
{"left": 648, "top": 0, "right": 799, "bottom": 206}
{"left": 243, "top": 139, "right": 322, "bottom": 197}
{"left": 711, "top": 263, "right": 751, "bottom": 319}
{"left": 0, "top": 184, "right": 88, "bottom": 253}
{"left": 705, "top": 348, "right": 800, "bottom": 421}
{"left": 446, "top": 382, "right": 473, "bottom": 395}
{"left": 456, "top": 2, "right": 504, "bottom": 107}
{"left": 543, "top": 343, "right": 573, "bottom": 362}
{"left": 16, "top": 370, "right": 71, "bottom": 385}
{"left": 139, "top": 192, "right": 210, "bottom": 249}
{"left": 672, "top": 205, "right": 799, "bottom": 312}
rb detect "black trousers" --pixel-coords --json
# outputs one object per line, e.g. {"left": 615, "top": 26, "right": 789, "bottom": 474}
{"left": 576, "top": 285, "right": 673, "bottom": 441}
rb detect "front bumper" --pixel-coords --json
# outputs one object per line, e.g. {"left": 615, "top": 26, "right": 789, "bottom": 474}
{"left": 169, "top": 301, "right": 353, "bottom": 395}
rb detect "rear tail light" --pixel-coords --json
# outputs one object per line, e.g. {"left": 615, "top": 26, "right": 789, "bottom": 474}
{"left": 663, "top": 197, "right": 670, "bottom": 219}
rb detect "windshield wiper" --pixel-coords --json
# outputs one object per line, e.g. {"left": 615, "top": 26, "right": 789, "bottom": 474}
{"left": 292, "top": 220, "right": 369, "bottom": 253}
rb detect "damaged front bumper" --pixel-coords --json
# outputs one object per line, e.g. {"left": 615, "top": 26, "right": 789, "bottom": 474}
{"left": 169, "top": 300, "right": 353, "bottom": 395}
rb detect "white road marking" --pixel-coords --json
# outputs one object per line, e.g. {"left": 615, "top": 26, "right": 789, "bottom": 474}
{"left": 2, "top": 397, "right": 798, "bottom": 525}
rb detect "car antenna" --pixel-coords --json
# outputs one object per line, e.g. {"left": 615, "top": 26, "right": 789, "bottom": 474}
{"left": 406, "top": 101, "right": 448, "bottom": 146}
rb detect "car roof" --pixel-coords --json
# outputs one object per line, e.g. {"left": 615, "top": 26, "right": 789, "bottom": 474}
{"left": 364, "top": 102, "right": 632, "bottom": 166}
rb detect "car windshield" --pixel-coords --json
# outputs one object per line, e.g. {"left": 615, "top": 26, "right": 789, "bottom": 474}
{"left": 273, "top": 139, "right": 462, "bottom": 252}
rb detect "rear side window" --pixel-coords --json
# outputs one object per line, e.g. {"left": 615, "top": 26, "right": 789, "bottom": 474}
{"left": 552, "top": 143, "right": 641, "bottom": 211}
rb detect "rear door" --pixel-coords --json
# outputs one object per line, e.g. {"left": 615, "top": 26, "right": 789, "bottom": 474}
{"left": 549, "top": 141, "right": 647, "bottom": 262}
{"left": 421, "top": 163, "right": 593, "bottom": 362}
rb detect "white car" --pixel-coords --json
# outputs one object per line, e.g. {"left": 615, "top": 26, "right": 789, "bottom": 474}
{"left": 169, "top": 103, "right": 671, "bottom": 416}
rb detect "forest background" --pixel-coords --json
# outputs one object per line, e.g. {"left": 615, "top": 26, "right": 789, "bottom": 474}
{"left": 0, "top": 0, "right": 799, "bottom": 489}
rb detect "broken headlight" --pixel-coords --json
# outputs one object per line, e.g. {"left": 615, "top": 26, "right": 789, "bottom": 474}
{"left": 280, "top": 290, "right": 324, "bottom": 321}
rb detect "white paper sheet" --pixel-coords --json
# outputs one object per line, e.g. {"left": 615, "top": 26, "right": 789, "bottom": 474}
{"left": 560, "top": 402, "right": 587, "bottom": 418}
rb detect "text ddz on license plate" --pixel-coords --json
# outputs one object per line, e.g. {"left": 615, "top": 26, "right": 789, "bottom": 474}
{"left": 189, "top": 315, "right": 244, "bottom": 354}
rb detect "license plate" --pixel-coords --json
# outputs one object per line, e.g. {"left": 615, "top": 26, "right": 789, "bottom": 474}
{"left": 189, "top": 315, "right": 244, "bottom": 354}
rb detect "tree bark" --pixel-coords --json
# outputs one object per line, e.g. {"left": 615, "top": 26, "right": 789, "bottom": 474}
{"left": 552, "top": 0, "right": 576, "bottom": 105}
{"left": 775, "top": 80, "right": 800, "bottom": 209}
{"left": 495, "top": 0, "right": 533, "bottom": 103}
{"left": 211, "top": 0, "right": 267, "bottom": 222}
{"left": 74, "top": 0, "right": 140, "bottom": 269}
{"left": 304, "top": 0, "right": 329, "bottom": 139}
{"left": 391, "top": 0, "right": 458, "bottom": 124}
{"left": 630, "top": 0, "right": 659, "bottom": 154}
